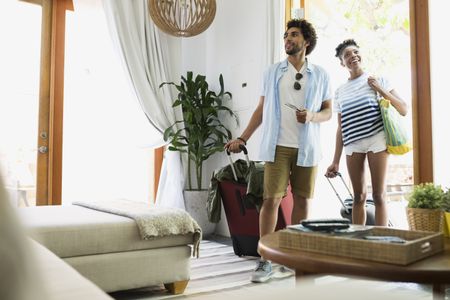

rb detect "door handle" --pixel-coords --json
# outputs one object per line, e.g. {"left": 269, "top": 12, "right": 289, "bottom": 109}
{"left": 38, "top": 146, "right": 48, "bottom": 154}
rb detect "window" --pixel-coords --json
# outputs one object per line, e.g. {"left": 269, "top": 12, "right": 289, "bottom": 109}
{"left": 1, "top": 0, "right": 163, "bottom": 206}
{"left": 62, "top": 0, "right": 159, "bottom": 203}
{"left": 285, "top": 0, "right": 422, "bottom": 228}
{"left": 429, "top": 1, "right": 450, "bottom": 186}
{"left": 0, "top": 1, "right": 42, "bottom": 206}
{"left": 305, "top": 0, "right": 413, "bottom": 185}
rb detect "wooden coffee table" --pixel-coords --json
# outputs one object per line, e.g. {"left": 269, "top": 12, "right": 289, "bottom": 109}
{"left": 258, "top": 231, "right": 450, "bottom": 300}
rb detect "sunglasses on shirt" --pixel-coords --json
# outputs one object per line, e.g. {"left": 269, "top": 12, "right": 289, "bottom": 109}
{"left": 294, "top": 72, "right": 303, "bottom": 90}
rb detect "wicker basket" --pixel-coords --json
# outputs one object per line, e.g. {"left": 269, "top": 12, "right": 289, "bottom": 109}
{"left": 279, "top": 227, "right": 444, "bottom": 265}
{"left": 406, "top": 207, "right": 444, "bottom": 232}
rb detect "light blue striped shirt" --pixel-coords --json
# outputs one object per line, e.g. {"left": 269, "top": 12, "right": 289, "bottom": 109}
{"left": 259, "top": 59, "right": 332, "bottom": 167}
{"left": 334, "top": 73, "right": 390, "bottom": 146}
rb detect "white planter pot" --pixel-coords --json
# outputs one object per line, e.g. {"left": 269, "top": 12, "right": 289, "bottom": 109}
{"left": 184, "top": 190, "right": 216, "bottom": 238}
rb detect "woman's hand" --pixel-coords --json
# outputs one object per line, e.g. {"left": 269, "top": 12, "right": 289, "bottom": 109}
{"left": 224, "top": 139, "right": 245, "bottom": 153}
{"left": 368, "top": 76, "right": 408, "bottom": 116}
{"left": 325, "top": 163, "right": 339, "bottom": 178}
{"left": 367, "top": 76, "right": 382, "bottom": 92}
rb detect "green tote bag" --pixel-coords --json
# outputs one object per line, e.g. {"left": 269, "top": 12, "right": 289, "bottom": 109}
{"left": 379, "top": 98, "right": 412, "bottom": 155}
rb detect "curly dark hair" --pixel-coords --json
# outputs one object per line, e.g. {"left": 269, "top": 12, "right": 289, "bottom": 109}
{"left": 286, "top": 19, "right": 317, "bottom": 56}
{"left": 335, "top": 39, "right": 359, "bottom": 60}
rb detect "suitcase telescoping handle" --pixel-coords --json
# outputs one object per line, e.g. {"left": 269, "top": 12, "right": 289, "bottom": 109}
{"left": 226, "top": 144, "right": 249, "bottom": 181}
{"left": 325, "top": 172, "right": 354, "bottom": 214}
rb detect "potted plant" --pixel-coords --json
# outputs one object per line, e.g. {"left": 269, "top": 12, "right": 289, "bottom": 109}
{"left": 406, "top": 183, "right": 444, "bottom": 232}
{"left": 161, "top": 71, "right": 238, "bottom": 236}
{"left": 441, "top": 189, "right": 450, "bottom": 237}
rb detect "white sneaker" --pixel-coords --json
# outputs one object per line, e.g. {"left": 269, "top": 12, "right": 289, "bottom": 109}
{"left": 272, "top": 265, "right": 295, "bottom": 279}
{"left": 250, "top": 260, "right": 273, "bottom": 283}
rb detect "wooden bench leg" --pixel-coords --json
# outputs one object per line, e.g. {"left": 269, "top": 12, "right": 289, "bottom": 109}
{"left": 164, "top": 280, "right": 189, "bottom": 295}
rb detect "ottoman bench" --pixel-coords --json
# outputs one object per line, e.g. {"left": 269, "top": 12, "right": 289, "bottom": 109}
{"left": 19, "top": 201, "right": 201, "bottom": 294}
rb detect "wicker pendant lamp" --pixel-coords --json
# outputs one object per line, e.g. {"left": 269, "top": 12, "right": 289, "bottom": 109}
{"left": 148, "top": 0, "right": 216, "bottom": 37}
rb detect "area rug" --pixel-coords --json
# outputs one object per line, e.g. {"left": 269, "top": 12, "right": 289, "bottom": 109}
{"left": 110, "top": 236, "right": 295, "bottom": 300}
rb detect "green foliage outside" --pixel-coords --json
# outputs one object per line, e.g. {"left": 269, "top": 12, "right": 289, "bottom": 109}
{"left": 335, "top": 0, "right": 410, "bottom": 75}
{"left": 161, "top": 72, "right": 238, "bottom": 191}
{"left": 407, "top": 183, "right": 444, "bottom": 209}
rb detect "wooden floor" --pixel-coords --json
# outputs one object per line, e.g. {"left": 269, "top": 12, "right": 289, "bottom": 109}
{"left": 111, "top": 235, "right": 445, "bottom": 300}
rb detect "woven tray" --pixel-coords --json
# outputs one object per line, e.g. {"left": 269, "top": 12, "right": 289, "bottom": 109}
{"left": 279, "top": 226, "right": 444, "bottom": 265}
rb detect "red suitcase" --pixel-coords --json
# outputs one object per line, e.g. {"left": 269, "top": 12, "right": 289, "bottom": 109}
{"left": 218, "top": 146, "right": 293, "bottom": 257}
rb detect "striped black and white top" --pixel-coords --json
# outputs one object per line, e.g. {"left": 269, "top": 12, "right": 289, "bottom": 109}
{"left": 334, "top": 73, "right": 391, "bottom": 146}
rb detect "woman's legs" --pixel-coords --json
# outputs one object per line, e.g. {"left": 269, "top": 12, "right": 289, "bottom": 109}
{"left": 367, "top": 150, "right": 389, "bottom": 226}
{"left": 346, "top": 153, "right": 367, "bottom": 224}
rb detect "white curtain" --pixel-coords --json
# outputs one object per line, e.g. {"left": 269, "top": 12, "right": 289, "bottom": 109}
{"left": 264, "top": 0, "right": 284, "bottom": 65}
{"left": 102, "top": 0, "right": 185, "bottom": 209}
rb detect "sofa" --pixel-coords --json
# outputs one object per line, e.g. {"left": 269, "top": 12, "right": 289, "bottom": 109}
{"left": 18, "top": 203, "right": 200, "bottom": 294}
{"left": 1, "top": 168, "right": 201, "bottom": 299}
{"left": 28, "top": 238, "right": 114, "bottom": 300}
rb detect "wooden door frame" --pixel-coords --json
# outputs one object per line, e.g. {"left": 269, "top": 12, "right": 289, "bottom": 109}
{"left": 26, "top": 0, "right": 72, "bottom": 205}
{"left": 287, "top": 0, "right": 433, "bottom": 184}
{"left": 409, "top": 0, "right": 433, "bottom": 184}
{"left": 154, "top": 146, "right": 164, "bottom": 201}
{"left": 285, "top": 0, "right": 306, "bottom": 22}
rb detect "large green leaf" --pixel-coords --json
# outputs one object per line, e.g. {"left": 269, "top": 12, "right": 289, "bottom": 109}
{"left": 160, "top": 72, "right": 238, "bottom": 190}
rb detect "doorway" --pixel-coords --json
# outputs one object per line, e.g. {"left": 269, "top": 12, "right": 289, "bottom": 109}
{"left": 289, "top": 0, "right": 414, "bottom": 227}
{"left": 0, "top": 1, "right": 42, "bottom": 206}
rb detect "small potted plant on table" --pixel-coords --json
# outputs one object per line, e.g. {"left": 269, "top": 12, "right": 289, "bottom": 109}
{"left": 406, "top": 183, "right": 444, "bottom": 232}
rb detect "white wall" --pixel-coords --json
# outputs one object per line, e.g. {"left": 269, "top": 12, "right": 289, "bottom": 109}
{"left": 166, "top": 0, "right": 271, "bottom": 235}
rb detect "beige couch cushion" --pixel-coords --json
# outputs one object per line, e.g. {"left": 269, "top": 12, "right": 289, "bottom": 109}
{"left": 1, "top": 174, "right": 48, "bottom": 300}
{"left": 19, "top": 205, "right": 194, "bottom": 258}
{"left": 31, "top": 239, "right": 112, "bottom": 300}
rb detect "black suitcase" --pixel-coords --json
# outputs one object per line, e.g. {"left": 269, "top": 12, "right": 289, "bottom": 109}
{"left": 326, "top": 172, "right": 377, "bottom": 225}
{"left": 219, "top": 145, "right": 293, "bottom": 257}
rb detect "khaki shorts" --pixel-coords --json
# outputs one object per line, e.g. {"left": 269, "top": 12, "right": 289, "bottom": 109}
{"left": 263, "top": 146, "right": 318, "bottom": 199}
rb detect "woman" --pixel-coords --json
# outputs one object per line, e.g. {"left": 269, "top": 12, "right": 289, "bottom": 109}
{"left": 325, "top": 39, "right": 408, "bottom": 226}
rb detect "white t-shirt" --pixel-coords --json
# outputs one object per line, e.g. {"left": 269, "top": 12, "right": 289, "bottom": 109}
{"left": 334, "top": 73, "right": 391, "bottom": 146}
{"left": 277, "top": 62, "right": 307, "bottom": 148}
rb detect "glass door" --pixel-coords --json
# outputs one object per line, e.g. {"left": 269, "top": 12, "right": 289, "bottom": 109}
{"left": 289, "top": 0, "right": 413, "bottom": 227}
{"left": 62, "top": 0, "right": 158, "bottom": 204}
{"left": 0, "top": 1, "right": 42, "bottom": 207}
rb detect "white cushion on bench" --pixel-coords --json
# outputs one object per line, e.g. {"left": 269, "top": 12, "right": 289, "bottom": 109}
{"left": 20, "top": 205, "right": 194, "bottom": 258}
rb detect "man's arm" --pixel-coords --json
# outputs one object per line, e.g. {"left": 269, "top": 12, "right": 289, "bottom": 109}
{"left": 296, "top": 99, "right": 332, "bottom": 123}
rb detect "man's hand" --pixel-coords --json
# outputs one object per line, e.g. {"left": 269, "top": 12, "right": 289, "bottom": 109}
{"left": 224, "top": 139, "right": 245, "bottom": 153}
{"left": 296, "top": 109, "right": 315, "bottom": 123}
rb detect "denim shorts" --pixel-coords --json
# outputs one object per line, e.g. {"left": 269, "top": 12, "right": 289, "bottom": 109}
{"left": 345, "top": 130, "right": 387, "bottom": 156}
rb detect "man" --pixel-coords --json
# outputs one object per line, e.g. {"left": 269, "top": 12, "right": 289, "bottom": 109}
{"left": 225, "top": 19, "right": 332, "bottom": 283}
